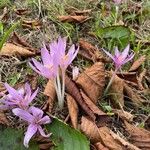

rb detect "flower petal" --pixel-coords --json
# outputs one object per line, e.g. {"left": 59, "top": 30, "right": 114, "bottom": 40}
{"left": 121, "top": 44, "right": 130, "bottom": 60}
{"left": 39, "top": 115, "right": 51, "bottom": 124}
{"left": 102, "top": 48, "right": 115, "bottom": 61}
{"left": 28, "top": 106, "right": 43, "bottom": 118}
{"left": 41, "top": 45, "right": 51, "bottom": 65}
{"left": 4, "top": 83, "right": 23, "bottom": 101}
{"left": 24, "top": 124, "right": 38, "bottom": 148}
{"left": 38, "top": 125, "right": 51, "bottom": 137}
{"left": 27, "top": 88, "right": 39, "bottom": 104}
{"left": 122, "top": 53, "right": 135, "bottom": 64}
{"left": 68, "top": 45, "right": 79, "bottom": 65}
{"left": 12, "top": 108, "right": 34, "bottom": 123}
{"left": 114, "top": 47, "right": 120, "bottom": 57}
{"left": 58, "top": 36, "right": 66, "bottom": 55}
{"left": 30, "top": 59, "right": 53, "bottom": 79}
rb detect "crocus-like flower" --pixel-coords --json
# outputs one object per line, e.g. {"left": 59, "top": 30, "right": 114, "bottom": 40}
{"left": 52, "top": 37, "right": 79, "bottom": 70}
{"left": 12, "top": 106, "right": 51, "bottom": 148}
{"left": 29, "top": 43, "right": 58, "bottom": 79}
{"left": 113, "top": 0, "right": 122, "bottom": 4}
{"left": 102, "top": 44, "right": 134, "bottom": 70}
{"left": 0, "top": 83, "right": 38, "bottom": 110}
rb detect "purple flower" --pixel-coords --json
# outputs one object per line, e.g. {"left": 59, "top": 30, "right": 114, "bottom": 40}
{"left": 51, "top": 37, "right": 79, "bottom": 70}
{"left": 102, "top": 44, "right": 134, "bottom": 70}
{"left": 29, "top": 43, "right": 58, "bottom": 79}
{"left": 12, "top": 106, "right": 51, "bottom": 148}
{"left": 0, "top": 83, "right": 38, "bottom": 110}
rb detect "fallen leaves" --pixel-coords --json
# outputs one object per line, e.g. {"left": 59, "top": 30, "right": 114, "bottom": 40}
{"left": 66, "top": 94, "right": 78, "bottom": 129}
{"left": 58, "top": 15, "right": 90, "bottom": 23}
{"left": 22, "top": 20, "right": 42, "bottom": 29}
{"left": 0, "top": 112, "right": 9, "bottom": 126}
{"left": 78, "top": 39, "right": 108, "bottom": 62}
{"left": 76, "top": 62, "right": 105, "bottom": 104}
{"left": 124, "top": 121, "right": 150, "bottom": 150}
{"left": 129, "top": 55, "right": 146, "bottom": 72}
{"left": 0, "top": 43, "right": 35, "bottom": 57}
{"left": 44, "top": 79, "right": 56, "bottom": 113}
{"left": 65, "top": 75, "right": 96, "bottom": 120}
{"left": 110, "top": 74, "right": 124, "bottom": 107}
{"left": 124, "top": 83, "right": 143, "bottom": 106}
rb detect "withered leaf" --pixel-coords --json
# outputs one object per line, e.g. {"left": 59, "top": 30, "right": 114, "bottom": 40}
{"left": 0, "top": 112, "right": 10, "bottom": 126}
{"left": 65, "top": 75, "right": 96, "bottom": 121}
{"left": 109, "top": 130, "right": 140, "bottom": 150}
{"left": 94, "top": 142, "right": 109, "bottom": 150}
{"left": 22, "top": 20, "right": 42, "bottom": 29}
{"left": 116, "top": 71, "right": 138, "bottom": 84}
{"left": 14, "top": 9, "right": 29, "bottom": 16}
{"left": 80, "top": 116, "right": 100, "bottom": 143}
{"left": 66, "top": 94, "right": 78, "bottom": 129}
{"left": 0, "top": 43, "right": 35, "bottom": 57}
{"left": 57, "top": 15, "right": 90, "bottom": 23}
{"left": 80, "top": 116, "right": 126, "bottom": 149}
{"left": 110, "top": 74, "right": 124, "bottom": 107}
{"left": 124, "top": 121, "right": 150, "bottom": 150}
{"left": 79, "top": 39, "right": 108, "bottom": 62}
{"left": 137, "top": 69, "right": 146, "bottom": 90}
{"left": 124, "top": 83, "right": 143, "bottom": 106}
{"left": 44, "top": 79, "right": 56, "bottom": 113}
{"left": 80, "top": 91, "right": 105, "bottom": 116}
{"left": 76, "top": 62, "right": 105, "bottom": 104}
{"left": 112, "top": 109, "right": 134, "bottom": 122}
{"left": 11, "top": 32, "right": 36, "bottom": 52}
{"left": 80, "top": 90, "right": 109, "bottom": 126}
{"left": 129, "top": 55, "right": 146, "bottom": 72}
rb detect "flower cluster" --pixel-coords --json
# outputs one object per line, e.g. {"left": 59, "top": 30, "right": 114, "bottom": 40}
{"left": 0, "top": 83, "right": 51, "bottom": 148}
{"left": 29, "top": 36, "right": 79, "bottom": 109}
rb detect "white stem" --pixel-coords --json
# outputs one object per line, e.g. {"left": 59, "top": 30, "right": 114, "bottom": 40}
{"left": 115, "top": 5, "right": 119, "bottom": 25}
{"left": 54, "top": 78, "right": 61, "bottom": 104}
{"left": 61, "top": 70, "right": 65, "bottom": 108}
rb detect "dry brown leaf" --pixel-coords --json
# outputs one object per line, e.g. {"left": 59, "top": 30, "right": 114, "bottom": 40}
{"left": 0, "top": 43, "right": 35, "bottom": 57}
{"left": 80, "top": 116, "right": 123, "bottom": 149}
{"left": 110, "top": 74, "right": 124, "bottom": 107}
{"left": 137, "top": 69, "right": 146, "bottom": 90}
{"left": 66, "top": 94, "right": 78, "bottom": 129}
{"left": 0, "top": 112, "right": 10, "bottom": 125}
{"left": 109, "top": 130, "right": 140, "bottom": 150}
{"left": 14, "top": 9, "right": 29, "bottom": 15}
{"left": 57, "top": 15, "right": 90, "bottom": 23}
{"left": 11, "top": 32, "right": 37, "bottom": 52}
{"left": 65, "top": 75, "right": 96, "bottom": 120}
{"left": 80, "top": 91, "right": 108, "bottom": 126}
{"left": 80, "top": 91, "right": 105, "bottom": 116}
{"left": 79, "top": 39, "right": 109, "bottom": 62}
{"left": 94, "top": 142, "right": 109, "bottom": 150}
{"left": 116, "top": 72, "right": 138, "bottom": 85}
{"left": 22, "top": 20, "right": 42, "bottom": 29}
{"left": 76, "top": 62, "right": 105, "bottom": 104}
{"left": 112, "top": 109, "right": 134, "bottom": 122}
{"left": 124, "top": 83, "right": 143, "bottom": 106}
{"left": 44, "top": 79, "right": 56, "bottom": 113}
{"left": 129, "top": 55, "right": 146, "bottom": 72}
{"left": 124, "top": 121, "right": 150, "bottom": 150}
{"left": 80, "top": 116, "right": 101, "bottom": 142}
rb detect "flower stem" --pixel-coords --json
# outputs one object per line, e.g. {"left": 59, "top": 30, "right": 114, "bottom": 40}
{"left": 114, "top": 5, "right": 119, "bottom": 25}
{"left": 61, "top": 69, "right": 65, "bottom": 108}
{"left": 104, "top": 69, "right": 118, "bottom": 96}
